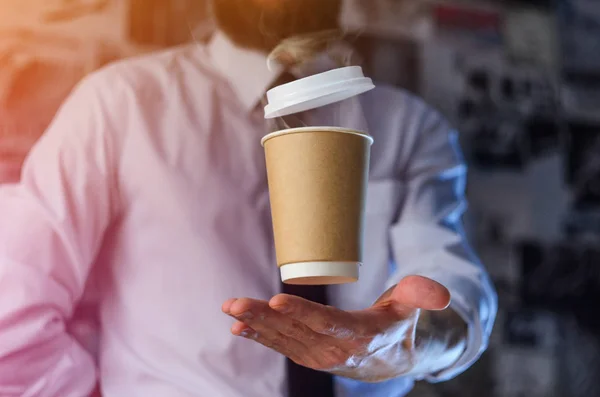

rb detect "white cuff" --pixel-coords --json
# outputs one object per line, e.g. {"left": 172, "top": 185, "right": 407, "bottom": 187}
{"left": 386, "top": 231, "right": 496, "bottom": 382}
{"left": 423, "top": 292, "right": 483, "bottom": 382}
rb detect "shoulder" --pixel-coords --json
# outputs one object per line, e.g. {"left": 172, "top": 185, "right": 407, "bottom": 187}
{"left": 362, "top": 83, "right": 459, "bottom": 178}
{"left": 74, "top": 44, "right": 212, "bottom": 113}
{"left": 361, "top": 83, "right": 453, "bottom": 159}
{"left": 362, "top": 83, "right": 448, "bottom": 132}
{"left": 45, "top": 45, "right": 212, "bottom": 149}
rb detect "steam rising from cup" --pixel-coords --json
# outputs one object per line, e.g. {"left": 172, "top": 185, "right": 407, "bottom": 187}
{"left": 266, "top": 29, "right": 360, "bottom": 72}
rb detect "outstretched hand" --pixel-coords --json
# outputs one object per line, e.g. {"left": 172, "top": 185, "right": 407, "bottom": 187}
{"left": 222, "top": 275, "right": 451, "bottom": 382}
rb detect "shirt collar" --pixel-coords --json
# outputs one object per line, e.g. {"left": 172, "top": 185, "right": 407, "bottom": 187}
{"left": 208, "top": 31, "right": 283, "bottom": 112}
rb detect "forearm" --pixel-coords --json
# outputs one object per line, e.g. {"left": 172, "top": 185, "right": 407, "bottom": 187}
{"left": 0, "top": 332, "right": 97, "bottom": 396}
{"left": 0, "top": 256, "right": 97, "bottom": 396}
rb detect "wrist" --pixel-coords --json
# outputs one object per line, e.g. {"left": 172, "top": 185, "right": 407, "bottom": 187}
{"left": 410, "top": 308, "right": 468, "bottom": 376}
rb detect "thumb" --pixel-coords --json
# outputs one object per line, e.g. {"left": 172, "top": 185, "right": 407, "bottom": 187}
{"left": 390, "top": 276, "right": 451, "bottom": 311}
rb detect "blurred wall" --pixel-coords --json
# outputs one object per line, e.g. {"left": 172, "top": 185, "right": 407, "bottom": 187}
{"left": 0, "top": 0, "right": 209, "bottom": 183}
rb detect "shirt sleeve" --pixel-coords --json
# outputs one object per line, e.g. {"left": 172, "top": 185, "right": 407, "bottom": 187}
{"left": 0, "top": 73, "right": 120, "bottom": 396}
{"left": 386, "top": 108, "right": 497, "bottom": 382}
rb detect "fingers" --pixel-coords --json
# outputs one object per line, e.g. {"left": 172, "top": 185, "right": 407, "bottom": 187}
{"left": 230, "top": 320, "right": 304, "bottom": 364}
{"left": 268, "top": 294, "right": 368, "bottom": 338}
{"left": 223, "top": 298, "right": 354, "bottom": 370}
{"left": 224, "top": 298, "right": 321, "bottom": 348}
{"left": 391, "top": 276, "right": 451, "bottom": 311}
{"left": 221, "top": 298, "right": 237, "bottom": 314}
{"left": 230, "top": 320, "right": 253, "bottom": 336}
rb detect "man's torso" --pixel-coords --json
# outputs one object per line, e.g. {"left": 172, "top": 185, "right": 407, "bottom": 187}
{"left": 72, "top": 42, "right": 425, "bottom": 397}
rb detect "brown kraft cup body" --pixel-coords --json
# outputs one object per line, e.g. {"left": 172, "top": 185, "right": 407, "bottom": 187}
{"left": 262, "top": 127, "right": 372, "bottom": 285}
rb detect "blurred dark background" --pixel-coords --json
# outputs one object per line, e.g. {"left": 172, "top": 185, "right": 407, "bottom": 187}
{"left": 1, "top": 1, "right": 599, "bottom": 396}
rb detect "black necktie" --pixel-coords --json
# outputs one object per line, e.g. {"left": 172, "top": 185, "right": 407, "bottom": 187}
{"left": 282, "top": 283, "right": 335, "bottom": 397}
{"left": 264, "top": 72, "right": 336, "bottom": 397}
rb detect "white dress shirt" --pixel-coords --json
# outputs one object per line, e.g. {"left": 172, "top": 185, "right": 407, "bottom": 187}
{"left": 0, "top": 32, "right": 497, "bottom": 397}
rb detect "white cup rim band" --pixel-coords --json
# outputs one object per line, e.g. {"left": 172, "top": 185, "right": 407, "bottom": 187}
{"left": 261, "top": 127, "right": 373, "bottom": 147}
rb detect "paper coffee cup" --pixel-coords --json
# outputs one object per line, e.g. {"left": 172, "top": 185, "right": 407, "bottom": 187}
{"left": 262, "top": 127, "right": 373, "bottom": 285}
{"left": 262, "top": 65, "right": 375, "bottom": 285}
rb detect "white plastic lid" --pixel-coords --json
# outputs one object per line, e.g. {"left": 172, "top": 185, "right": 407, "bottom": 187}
{"left": 264, "top": 66, "right": 375, "bottom": 119}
